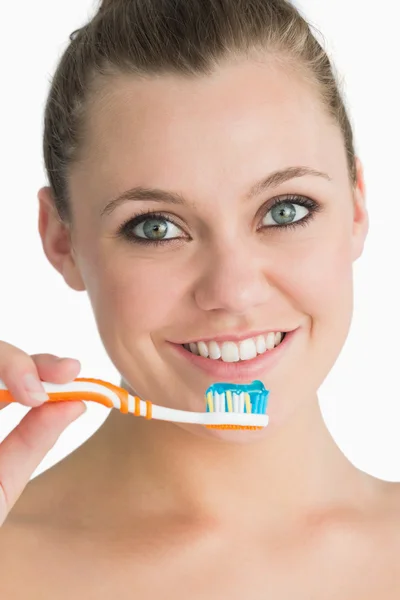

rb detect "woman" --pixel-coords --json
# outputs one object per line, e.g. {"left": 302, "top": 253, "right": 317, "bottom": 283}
{"left": 1, "top": 0, "right": 399, "bottom": 596}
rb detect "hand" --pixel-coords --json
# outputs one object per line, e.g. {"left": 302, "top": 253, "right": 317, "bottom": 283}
{"left": 0, "top": 341, "right": 86, "bottom": 526}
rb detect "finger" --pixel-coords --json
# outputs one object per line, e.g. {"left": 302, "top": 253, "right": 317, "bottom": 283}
{"left": 0, "top": 350, "right": 81, "bottom": 410}
{"left": 31, "top": 354, "right": 81, "bottom": 383}
{"left": 0, "top": 344, "right": 51, "bottom": 409}
{"left": 0, "top": 400, "right": 86, "bottom": 526}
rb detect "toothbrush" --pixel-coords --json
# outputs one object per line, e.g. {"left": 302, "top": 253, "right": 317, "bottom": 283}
{"left": 0, "top": 377, "right": 269, "bottom": 430}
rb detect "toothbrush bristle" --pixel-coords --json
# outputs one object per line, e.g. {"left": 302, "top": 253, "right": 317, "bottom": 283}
{"left": 204, "top": 380, "right": 269, "bottom": 416}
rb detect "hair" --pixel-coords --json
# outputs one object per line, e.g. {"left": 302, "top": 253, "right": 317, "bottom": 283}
{"left": 43, "top": 0, "right": 357, "bottom": 226}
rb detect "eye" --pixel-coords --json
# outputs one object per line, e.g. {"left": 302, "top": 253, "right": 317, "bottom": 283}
{"left": 133, "top": 215, "right": 182, "bottom": 241}
{"left": 117, "top": 211, "right": 185, "bottom": 245}
{"left": 260, "top": 195, "right": 320, "bottom": 230}
{"left": 116, "top": 194, "right": 322, "bottom": 246}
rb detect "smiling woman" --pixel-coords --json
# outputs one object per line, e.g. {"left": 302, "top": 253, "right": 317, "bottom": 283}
{"left": 1, "top": 0, "right": 399, "bottom": 598}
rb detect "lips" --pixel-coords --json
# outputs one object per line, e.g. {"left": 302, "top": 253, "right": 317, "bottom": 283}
{"left": 169, "top": 327, "right": 298, "bottom": 383}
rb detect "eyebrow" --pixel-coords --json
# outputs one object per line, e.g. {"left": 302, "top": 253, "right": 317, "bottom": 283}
{"left": 100, "top": 166, "right": 331, "bottom": 217}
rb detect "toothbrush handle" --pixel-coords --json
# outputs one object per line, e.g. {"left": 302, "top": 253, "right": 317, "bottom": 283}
{"left": 0, "top": 390, "right": 113, "bottom": 408}
{"left": 0, "top": 377, "right": 129, "bottom": 412}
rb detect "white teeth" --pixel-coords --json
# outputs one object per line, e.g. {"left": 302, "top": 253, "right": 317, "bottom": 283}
{"left": 197, "top": 341, "right": 209, "bottom": 358}
{"left": 208, "top": 340, "right": 221, "bottom": 360}
{"left": 220, "top": 341, "right": 240, "bottom": 363}
{"left": 183, "top": 332, "right": 286, "bottom": 362}
{"left": 255, "top": 334, "right": 266, "bottom": 354}
{"left": 265, "top": 332, "right": 276, "bottom": 350}
{"left": 238, "top": 338, "right": 258, "bottom": 360}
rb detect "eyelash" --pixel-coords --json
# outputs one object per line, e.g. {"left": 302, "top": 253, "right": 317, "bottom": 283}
{"left": 116, "top": 194, "right": 323, "bottom": 246}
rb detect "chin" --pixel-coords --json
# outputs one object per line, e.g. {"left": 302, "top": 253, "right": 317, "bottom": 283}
{"left": 176, "top": 421, "right": 272, "bottom": 445}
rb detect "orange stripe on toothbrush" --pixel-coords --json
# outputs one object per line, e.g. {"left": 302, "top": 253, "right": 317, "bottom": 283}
{"left": 0, "top": 376, "right": 156, "bottom": 419}
{"left": 0, "top": 389, "right": 113, "bottom": 407}
{"left": 75, "top": 378, "right": 130, "bottom": 412}
{"left": 146, "top": 401, "right": 152, "bottom": 419}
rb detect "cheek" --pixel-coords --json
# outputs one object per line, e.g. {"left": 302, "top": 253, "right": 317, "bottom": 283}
{"left": 89, "top": 255, "right": 187, "bottom": 336}
{"left": 264, "top": 230, "right": 355, "bottom": 426}
{"left": 282, "top": 227, "right": 354, "bottom": 330}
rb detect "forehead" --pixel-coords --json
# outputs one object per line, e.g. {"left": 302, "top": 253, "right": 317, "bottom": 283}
{"left": 77, "top": 57, "right": 345, "bottom": 197}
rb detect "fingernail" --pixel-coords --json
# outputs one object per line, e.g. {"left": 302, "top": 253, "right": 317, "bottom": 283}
{"left": 23, "top": 374, "right": 49, "bottom": 404}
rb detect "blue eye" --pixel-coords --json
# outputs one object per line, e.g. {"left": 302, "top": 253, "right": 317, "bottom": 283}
{"left": 261, "top": 195, "right": 319, "bottom": 230}
{"left": 117, "top": 211, "right": 185, "bottom": 245}
{"left": 116, "top": 195, "right": 322, "bottom": 246}
{"left": 133, "top": 215, "right": 183, "bottom": 241}
{"left": 263, "top": 201, "right": 310, "bottom": 227}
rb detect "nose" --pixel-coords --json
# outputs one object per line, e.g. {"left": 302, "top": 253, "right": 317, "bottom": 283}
{"left": 193, "top": 241, "right": 274, "bottom": 315}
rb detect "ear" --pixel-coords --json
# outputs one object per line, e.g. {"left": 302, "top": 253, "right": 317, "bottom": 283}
{"left": 37, "top": 187, "right": 87, "bottom": 292}
{"left": 351, "top": 157, "right": 369, "bottom": 262}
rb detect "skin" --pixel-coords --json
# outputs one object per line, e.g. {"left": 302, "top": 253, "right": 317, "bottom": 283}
{"left": 4, "top": 53, "right": 400, "bottom": 597}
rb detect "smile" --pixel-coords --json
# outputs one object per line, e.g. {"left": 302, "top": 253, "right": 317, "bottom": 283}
{"left": 182, "top": 331, "right": 287, "bottom": 363}
{"left": 170, "top": 328, "right": 299, "bottom": 383}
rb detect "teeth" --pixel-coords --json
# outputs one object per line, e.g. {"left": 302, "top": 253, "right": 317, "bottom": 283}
{"left": 197, "top": 341, "right": 209, "bottom": 358}
{"left": 238, "top": 338, "right": 258, "bottom": 360}
{"left": 208, "top": 340, "right": 221, "bottom": 360}
{"left": 221, "top": 341, "right": 240, "bottom": 363}
{"left": 183, "top": 332, "right": 286, "bottom": 363}
{"left": 265, "top": 332, "right": 276, "bottom": 350}
{"left": 255, "top": 334, "right": 266, "bottom": 354}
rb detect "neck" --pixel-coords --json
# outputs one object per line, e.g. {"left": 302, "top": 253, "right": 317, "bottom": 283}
{"left": 67, "top": 383, "right": 376, "bottom": 533}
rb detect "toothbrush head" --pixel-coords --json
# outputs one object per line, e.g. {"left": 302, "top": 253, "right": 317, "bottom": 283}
{"left": 204, "top": 380, "right": 269, "bottom": 430}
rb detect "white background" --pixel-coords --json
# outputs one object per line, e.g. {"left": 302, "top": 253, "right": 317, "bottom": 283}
{"left": 0, "top": 0, "right": 399, "bottom": 481}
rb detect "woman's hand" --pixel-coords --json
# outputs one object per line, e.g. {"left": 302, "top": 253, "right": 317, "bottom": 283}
{"left": 0, "top": 342, "right": 86, "bottom": 526}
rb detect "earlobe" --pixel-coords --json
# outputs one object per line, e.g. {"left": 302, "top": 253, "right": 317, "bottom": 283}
{"left": 352, "top": 157, "right": 369, "bottom": 262}
{"left": 37, "top": 187, "right": 87, "bottom": 292}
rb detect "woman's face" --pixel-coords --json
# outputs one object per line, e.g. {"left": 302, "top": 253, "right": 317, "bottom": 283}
{"left": 49, "top": 56, "right": 368, "bottom": 441}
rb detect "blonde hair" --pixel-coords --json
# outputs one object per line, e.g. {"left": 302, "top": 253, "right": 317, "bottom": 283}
{"left": 43, "top": 0, "right": 356, "bottom": 224}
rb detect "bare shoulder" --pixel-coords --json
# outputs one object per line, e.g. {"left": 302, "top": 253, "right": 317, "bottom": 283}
{"left": 0, "top": 465, "right": 64, "bottom": 543}
{"left": 0, "top": 457, "right": 85, "bottom": 572}
{"left": 0, "top": 467, "right": 93, "bottom": 599}
{"left": 0, "top": 480, "right": 54, "bottom": 597}
{"left": 2, "top": 471, "right": 400, "bottom": 599}
{"left": 3, "top": 459, "right": 67, "bottom": 529}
